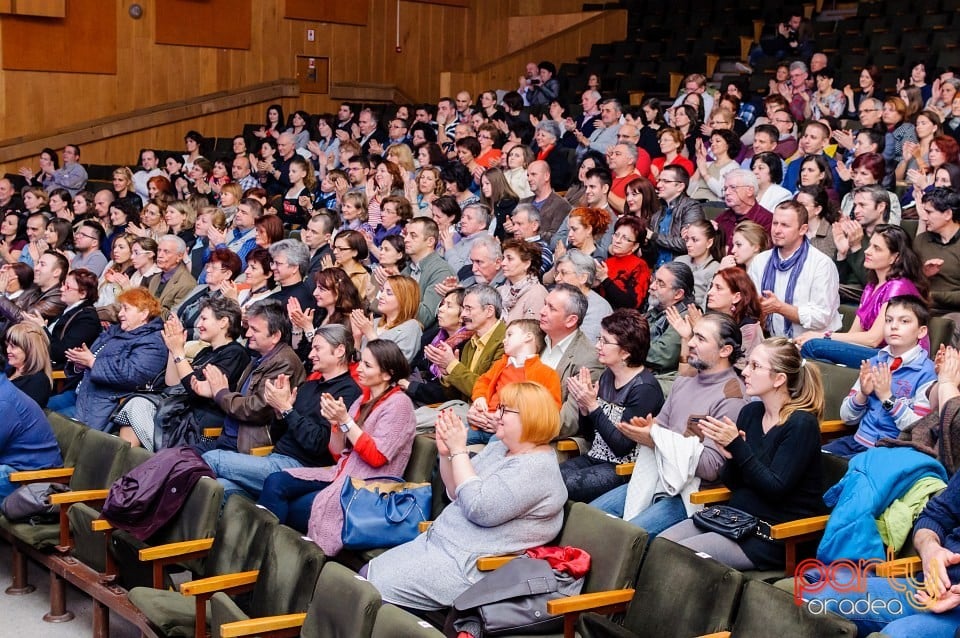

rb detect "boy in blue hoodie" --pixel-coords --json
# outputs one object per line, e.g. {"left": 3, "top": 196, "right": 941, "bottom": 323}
{"left": 826, "top": 295, "right": 937, "bottom": 459}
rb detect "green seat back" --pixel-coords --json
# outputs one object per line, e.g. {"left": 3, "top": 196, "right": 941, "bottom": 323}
{"left": 109, "top": 476, "right": 225, "bottom": 589}
{"left": 372, "top": 605, "right": 444, "bottom": 637}
{"left": 731, "top": 580, "right": 857, "bottom": 637}
{"left": 247, "top": 524, "right": 326, "bottom": 619}
{"left": 68, "top": 428, "right": 130, "bottom": 492}
{"left": 621, "top": 537, "right": 744, "bottom": 638}
{"left": 901, "top": 219, "right": 919, "bottom": 241}
{"left": 403, "top": 435, "right": 438, "bottom": 484}
{"left": 810, "top": 361, "right": 859, "bottom": 421}
{"left": 302, "top": 563, "right": 381, "bottom": 638}
{"left": 928, "top": 316, "right": 956, "bottom": 354}
{"left": 45, "top": 411, "right": 87, "bottom": 466}
{"left": 838, "top": 304, "right": 857, "bottom": 333}
{"left": 205, "top": 494, "right": 278, "bottom": 578}
{"left": 555, "top": 502, "right": 648, "bottom": 594}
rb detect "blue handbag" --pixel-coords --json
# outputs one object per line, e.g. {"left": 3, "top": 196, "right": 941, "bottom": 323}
{"left": 339, "top": 475, "right": 432, "bottom": 550}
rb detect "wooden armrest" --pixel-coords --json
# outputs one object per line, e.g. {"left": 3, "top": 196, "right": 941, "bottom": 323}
{"left": 180, "top": 570, "right": 259, "bottom": 596}
{"left": 219, "top": 613, "right": 307, "bottom": 638}
{"left": 615, "top": 463, "right": 634, "bottom": 476}
{"left": 418, "top": 521, "right": 432, "bottom": 533}
{"left": 49, "top": 489, "right": 109, "bottom": 505}
{"left": 91, "top": 519, "right": 115, "bottom": 532}
{"left": 546, "top": 589, "right": 635, "bottom": 615}
{"left": 689, "top": 488, "right": 732, "bottom": 504}
{"left": 139, "top": 538, "right": 215, "bottom": 562}
{"left": 477, "top": 555, "right": 517, "bottom": 571}
{"left": 820, "top": 420, "right": 847, "bottom": 434}
{"left": 875, "top": 556, "right": 921, "bottom": 578}
{"left": 698, "top": 633, "right": 732, "bottom": 638}
{"left": 556, "top": 440, "right": 579, "bottom": 452}
{"left": 203, "top": 427, "right": 222, "bottom": 438}
{"left": 769, "top": 515, "right": 830, "bottom": 540}
{"left": 250, "top": 445, "right": 274, "bottom": 457}
{"left": 52, "top": 370, "right": 67, "bottom": 380}
{"left": 9, "top": 467, "right": 74, "bottom": 483}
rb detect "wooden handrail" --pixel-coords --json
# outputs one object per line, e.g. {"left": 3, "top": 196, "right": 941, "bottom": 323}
{"left": 468, "top": 10, "right": 626, "bottom": 73}
{"left": 329, "top": 82, "right": 417, "bottom": 106}
{"left": 0, "top": 79, "right": 300, "bottom": 164}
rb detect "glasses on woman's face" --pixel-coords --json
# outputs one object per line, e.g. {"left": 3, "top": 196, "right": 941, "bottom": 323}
{"left": 597, "top": 336, "right": 620, "bottom": 348}
{"left": 744, "top": 360, "right": 772, "bottom": 372}
{"left": 497, "top": 405, "right": 520, "bottom": 419}
{"left": 612, "top": 232, "right": 637, "bottom": 244}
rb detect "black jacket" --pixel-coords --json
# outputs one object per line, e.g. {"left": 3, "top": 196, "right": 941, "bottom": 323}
{"left": 49, "top": 303, "right": 102, "bottom": 370}
{"left": 272, "top": 370, "right": 361, "bottom": 465}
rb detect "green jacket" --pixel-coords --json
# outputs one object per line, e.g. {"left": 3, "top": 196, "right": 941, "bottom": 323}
{"left": 442, "top": 321, "right": 507, "bottom": 401}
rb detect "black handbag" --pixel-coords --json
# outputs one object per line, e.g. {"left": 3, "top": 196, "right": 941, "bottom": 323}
{"left": 1, "top": 482, "right": 70, "bottom": 523}
{"left": 692, "top": 505, "right": 759, "bottom": 541}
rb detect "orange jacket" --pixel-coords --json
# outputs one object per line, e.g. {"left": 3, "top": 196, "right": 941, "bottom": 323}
{"left": 472, "top": 354, "right": 562, "bottom": 409}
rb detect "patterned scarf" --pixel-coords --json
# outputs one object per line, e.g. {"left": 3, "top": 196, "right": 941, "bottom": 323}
{"left": 502, "top": 275, "right": 538, "bottom": 314}
{"left": 761, "top": 238, "right": 810, "bottom": 336}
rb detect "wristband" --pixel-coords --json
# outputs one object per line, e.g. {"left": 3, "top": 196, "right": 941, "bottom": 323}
{"left": 447, "top": 450, "right": 469, "bottom": 462}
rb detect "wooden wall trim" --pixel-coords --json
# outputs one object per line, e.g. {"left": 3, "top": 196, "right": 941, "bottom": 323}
{"left": 0, "top": 79, "right": 299, "bottom": 164}
{"left": 330, "top": 82, "right": 417, "bottom": 105}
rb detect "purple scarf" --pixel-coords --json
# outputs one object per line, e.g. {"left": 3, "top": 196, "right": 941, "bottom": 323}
{"left": 761, "top": 238, "right": 809, "bottom": 336}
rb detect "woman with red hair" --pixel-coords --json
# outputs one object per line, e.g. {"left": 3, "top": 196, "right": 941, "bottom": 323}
{"left": 544, "top": 206, "right": 611, "bottom": 284}
{"left": 839, "top": 152, "right": 903, "bottom": 224}
{"left": 909, "top": 135, "right": 960, "bottom": 208}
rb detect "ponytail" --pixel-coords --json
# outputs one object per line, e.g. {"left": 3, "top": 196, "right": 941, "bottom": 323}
{"left": 762, "top": 337, "right": 825, "bottom": 422}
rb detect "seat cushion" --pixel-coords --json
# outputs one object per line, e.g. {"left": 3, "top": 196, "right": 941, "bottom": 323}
{"left": 128, "top": 587, "right": 211, "bottom": 638}
{"left": 0, "top": 517, "right": 60, "bottom": 549}
{"left": 210, "top": 592, "right": 247, "bottom": 638}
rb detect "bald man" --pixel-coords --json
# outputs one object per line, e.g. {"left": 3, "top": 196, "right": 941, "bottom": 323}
{"left": 519, "top": 160, "right": 572, "bottom": 248}
{"left": 0, "top": 178, "right": 23, "bottom": 215}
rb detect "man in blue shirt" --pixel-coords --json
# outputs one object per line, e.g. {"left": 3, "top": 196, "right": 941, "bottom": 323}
{"left": 0, "top": 371, "right": 62, "bottom": 499}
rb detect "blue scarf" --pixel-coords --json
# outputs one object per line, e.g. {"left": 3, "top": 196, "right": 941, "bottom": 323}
{"left": 761, "top": 239, "right": 810, "bottom": 336}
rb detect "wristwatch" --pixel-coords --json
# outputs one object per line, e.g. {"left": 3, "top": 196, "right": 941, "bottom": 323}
{"left": 279, "top": 408, "right": 294, "bottom": 419}
{"left": 882, "top": 397, "right": 896, "bottom": 412}
{"left": 339, "top": 419, "right": 353, "bottom": 433}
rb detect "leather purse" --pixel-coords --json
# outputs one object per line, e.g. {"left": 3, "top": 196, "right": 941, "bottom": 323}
{"left": 340, "top": 475, "right": 431, "bottom": 550}
{"left": 692, "top": 505, "right": 758, "bottom": 541}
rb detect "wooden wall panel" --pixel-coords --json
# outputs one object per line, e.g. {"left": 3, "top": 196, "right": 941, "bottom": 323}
{"left": 0, "top": 0, "right": 116, "bottom": 73}
{"left": 156, "top": 0, "right": 252, "bottom": 49}
{"left": 285, "top": 0, "right": 368, "bottom": 25}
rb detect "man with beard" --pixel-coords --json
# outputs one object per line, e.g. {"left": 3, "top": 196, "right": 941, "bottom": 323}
{"left": 590, "top": 312, "right": 748, "bottom": 536}
{"left": 645, "top": 261, "right": 696, "bottom": 376}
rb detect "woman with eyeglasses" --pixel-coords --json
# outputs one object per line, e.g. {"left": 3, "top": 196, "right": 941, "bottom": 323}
{"left": 659, "top": 337, "right": 825, "bottom": 571}
{"left": 559, "top": 309, "right": 665, "bottom": 502}
{"left": 596, "top": 217, "right": 651, "bottom": 310}
{"left": 797, "top": 225, "right": 930, "bottom": 368}
{"left": 367, "top": 381, "right": 566, "bottom": 612}
{"left": 171, "top": 248, "right": 243, "bottom": 340}
{"left": 350, "top": 275, "right": 422, "bottom": 363}
{"left": 649, "top": 128, "right": 695, "bottom": 181}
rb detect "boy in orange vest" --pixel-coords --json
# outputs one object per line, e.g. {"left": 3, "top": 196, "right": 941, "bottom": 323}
{"left": 466, "top": 319, "right": 562, "bottom": 444}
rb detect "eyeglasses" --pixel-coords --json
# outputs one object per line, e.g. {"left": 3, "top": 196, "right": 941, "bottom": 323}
{"left": 497, "top": 405, "right": 520, "bottom": 419}
{"left": 61, "top": 283, "right": 80, "bottom": 292}
{"left": 723, "top": 185, "right": 748, "bottom": 192}
{"left": 657, "top": 179, "right": 682, "bottom": 185}
{"left": 744, "top": 360, "right": 772, "bottom": 372}
{"left": 612, "top": 233, "right": 637, "bottom": 243}
{"left": 597, "top": 336, "right": 620, "bottom": 347}
{"left": 332, "top": 246, "right": 350, "bottom": 253}
{"left": 860, "top": 108, "right": 880, "bottom": 113}
{"left": 270, "top": 260, "right": 291, "bottom": 267}
{"left": 74, "top": 232, "right": 98, "bottom": 241}
{"left": 131, "top": 250, "right": 151, "bottom": 257}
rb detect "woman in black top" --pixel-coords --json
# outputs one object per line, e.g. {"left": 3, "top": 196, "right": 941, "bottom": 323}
{"left": 119, "top": 296, "right": 251, "bottom": 450}
{"left": 660, "top": 337, "right": 825, "bottom": 570}
{"left": 4, "top": 323, "right": 52, "bottom": 408}
{"left": 559, "top": 309, "right": 665, "bottom": 502}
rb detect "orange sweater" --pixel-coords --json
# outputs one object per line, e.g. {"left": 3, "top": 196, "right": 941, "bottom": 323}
{"left": 473, "top": 354, "right": 562, "bottom": 409}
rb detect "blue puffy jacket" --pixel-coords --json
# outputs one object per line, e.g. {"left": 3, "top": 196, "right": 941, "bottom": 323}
{"left": 817, "top": 447, "right": 948, "bottom": 563}
{"left": 74, "top": 318, "right": 167, "bottom": 431}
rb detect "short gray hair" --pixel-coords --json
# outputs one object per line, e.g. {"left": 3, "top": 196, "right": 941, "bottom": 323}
{"left": 465, "top": 283, "right": 503, "bottom": 319}
{"left": 158, "top": 234, "right": 187, "bottom": 254}
{"left": 463, "top": 203, "right": 493, "bottom": 229}
{"left": 617, "top": 142, "right": 639, "bottom": 163}
{"left": 789, "top": 60, "right": 808, "bottom": 75}
{"left": 557, "top": 249, "right": 597, "bottom": 287}
{"left": 724, "top": 168, "right": 758, "bottom": 192}
{"left": 512, "top": 203, "right": 540, "bottom": 228}
{"left": 269, "top": 239, "right": 311, "bottom": 277}
{"left": 536, "top": 120, "right": 562, "bottom": 142}
{"left": 861, "top": 97, "right": 883, "bottom": 112}
{"left": 470, "top": 234, "right": 502, "bottom": 260}
{"left": 552, "top": 283, "right": 588, "bottom": 326}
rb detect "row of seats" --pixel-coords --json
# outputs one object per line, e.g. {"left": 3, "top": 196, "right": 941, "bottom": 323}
{"left": 0, "top": 410, "right": 861, "bottom": 637}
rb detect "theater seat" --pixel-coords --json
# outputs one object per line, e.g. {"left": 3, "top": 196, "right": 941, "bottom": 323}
{"left": 128, "top": 495, "right": 278, "bottom": 638}
{"left": 372, "top": 605, "right": 445, "bottom": 637}
{"left": 572, "top": 537, "right": 744, "bottom": 638}
{"left": 724, "top": 579, "right": 856, "bottom": 637}
{"left": 218, "top": 562, "right": 380, "bottom": 638}
{"left": 208, "top": 524, "right": 326, "bottom": 638}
